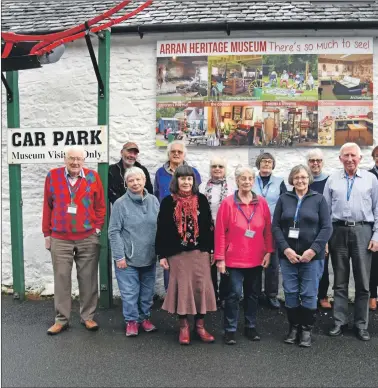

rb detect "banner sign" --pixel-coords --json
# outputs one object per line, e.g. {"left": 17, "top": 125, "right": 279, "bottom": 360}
{"left": 156, "top": 37, "right": 374, "bottom": 148}
{"left": 8, "top": 126, "right": 108, "bottom": 164}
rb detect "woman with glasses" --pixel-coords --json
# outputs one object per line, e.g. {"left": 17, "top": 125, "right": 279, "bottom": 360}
{"left": 306, "top": 149, "right": 331, "bottom": 310}
{"left": 272, "top": 165, "right": 332, "bottom": 347}
{"left": 368, "top": 146, "right": 378, "bottom": 311}
{"left": 199, "top": 157, "right": 235, "bottom": 308}
{"left": 156, "top": 165, "right": 216, "bottom": 345}
{"left": 253, "top": 152, "right": 287, "bottom": 309}
{"left": 215, "top": 166, "right": 274, "bottom": 345}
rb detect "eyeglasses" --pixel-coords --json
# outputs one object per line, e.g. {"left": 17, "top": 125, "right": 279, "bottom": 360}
{"left": 293, "top": 176, "right": 309, "bottom": 181}
{"left": 261, "top": 159, "right": 273, "bottom": 165}
{"left": 170, "top": 150, "right": 183, "bottom": 154}
{"left": 308, "top": 159, "right": 322, "bottom": 164}
{"left": 374, "top": 155, "right": 378, "bottom": 159}
{"left": 67, "top": 156, "right": 84, "bottom": 162}
{"left": 211, "top": 165, "right": 224, "bottom": 169}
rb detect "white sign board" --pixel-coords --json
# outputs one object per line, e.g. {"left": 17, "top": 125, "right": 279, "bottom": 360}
{"left": 8, "top": 126, "right": 108, "bottom": 164}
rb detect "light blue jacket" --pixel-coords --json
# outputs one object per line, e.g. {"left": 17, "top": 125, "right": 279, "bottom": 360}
{"left": 108, "top": 189, "right": 159, "bottom": 267}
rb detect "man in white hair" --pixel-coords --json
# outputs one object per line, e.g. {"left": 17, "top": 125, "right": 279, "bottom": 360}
{"left": 324, "top": 143, "right": 378, "bottom": 341}
{"left": 42, "top": 145, "right": 106, "bottom": 335}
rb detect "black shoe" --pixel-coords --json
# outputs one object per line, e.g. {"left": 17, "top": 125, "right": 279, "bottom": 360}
{"left": 267, "top": 297, "right": 280, "bottom": 309}
{"left": 284, "top": 324, "right": 300, "bottom": 344}
{"left": 353, "top": 327, "right": 370, "bottom": 341}
{"left": 329, "top": 324, "right": 348, "bottom": 337}
{"left": 299, "top": 325, "right": 312, "bottom": 347}
{"left": 224, "top": 331, "right": 236, "bottom": 345}
{"left": 244, "top": 327, "right": 261, "bottom": 341}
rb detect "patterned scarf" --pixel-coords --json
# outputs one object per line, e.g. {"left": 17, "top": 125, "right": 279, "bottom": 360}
{"left": 204, "top": 178, "right": 228, "bottom": 205}
{"left": 172, "top": 191, "right": 199, "bottom": 242}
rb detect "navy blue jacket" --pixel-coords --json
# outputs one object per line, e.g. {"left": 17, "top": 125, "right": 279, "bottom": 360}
{"left": 272, "top": 189, "right": 332, "bottom": 260}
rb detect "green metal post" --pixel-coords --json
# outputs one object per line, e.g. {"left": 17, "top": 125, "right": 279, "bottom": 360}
{"left": 97, "top": 29, "right": 112, "bottom": 308}
{"left": 6, "top": 71, "right": 25, "bottom": 300}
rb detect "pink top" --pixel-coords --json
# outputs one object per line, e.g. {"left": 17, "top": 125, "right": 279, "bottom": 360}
{"left": 214, "top": 193, "right": 274, "bottom": 268}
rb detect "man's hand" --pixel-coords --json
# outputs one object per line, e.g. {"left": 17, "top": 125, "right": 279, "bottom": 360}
{"left": 368, "top": 240, "right": 378, "bottom": 252}
{"left": 116, "top": 258, "right": 127, "bottom": 269}
{"left": 45, "top": 236, "right": 51, "bottom": 251}
{"left": 160, "top": 258, "right": 170, "bottom": 270}
{"left": 216, "top": 260, "right": 226, "bottom": 274}
{"left": 300, "top": 249, "right": 316, "bottom": 263}
{"left": 262, "top": 253, "right": 271, "bottom": 268}
{"left": 284, "top": 248, "right": 301, "bottom": 264}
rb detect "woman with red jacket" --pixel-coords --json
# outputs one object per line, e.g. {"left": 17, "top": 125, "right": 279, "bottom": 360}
{"left": 215, "top": 165, "right": 274, "bottom": 345}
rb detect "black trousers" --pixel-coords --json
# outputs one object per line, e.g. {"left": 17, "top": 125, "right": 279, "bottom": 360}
{"left": 318, "top": 256, "right": 330, "bottom": 299}
{"left": 370, "top": 251, "right": 378, "bottom": 299}
{"left": 329, "top": 224, "right": 372, "bottom": 329}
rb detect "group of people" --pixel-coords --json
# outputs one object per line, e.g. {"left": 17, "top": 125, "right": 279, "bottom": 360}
{"left": 42, "top": 140, "right": 378, "bottom": 348}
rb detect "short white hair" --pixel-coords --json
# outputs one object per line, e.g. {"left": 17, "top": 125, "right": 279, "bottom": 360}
{"left": 124, "top": 167, "right": 145, "bottom": 182}
{"left": 64, "top": 145, "right": 86, "bottom": 158}
{"left": 306, "top": 148, "right": 324, "bottom": 162}
{"left": 234, "top": 165, "right": 255, "bottom": 180}
{"left": 340, "top": 142, "right": 361, "bottom": 157}
{"left": 209, "top": 156, "right": 227, "bottom": 175}
{"left": 167, "top": 140, "right": 187, "bottom": 159}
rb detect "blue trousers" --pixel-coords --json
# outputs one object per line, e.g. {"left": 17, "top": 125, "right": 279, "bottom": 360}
{"left": 280, "top": 258, "right": 324, "bottom": 310}
{"left": 115, "top": 263, "right": 156, "bottom": 323}
{"left": 224, "top": 266, "right": 262, "bottom": 332}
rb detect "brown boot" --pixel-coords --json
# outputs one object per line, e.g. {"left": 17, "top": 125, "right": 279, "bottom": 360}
{"left": 319, "top": 297, "right": 332, "bottom": 309}
{"left": 195, "top": 318, "right": 215, "bottom": 343}
{"left": 81, "top": 319, "right": 99, "bottom": 331}
{"left": 369, "top": 298, "right": 377, "bottom": 311}
{"left": 47, "top": 322, "right": 69, "bottom": 335}
{"left": 179, "top": 318, "right": 190, "bottom": 345}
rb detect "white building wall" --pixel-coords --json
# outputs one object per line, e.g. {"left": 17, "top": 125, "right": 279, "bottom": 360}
{"left": 1, "top": 30, "right": 377, "bottom": 296}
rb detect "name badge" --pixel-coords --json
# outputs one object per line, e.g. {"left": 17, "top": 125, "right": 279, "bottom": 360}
{"left": 245, "top": 229, "right": 256, "bottom": 238}
{"left": 288, "top": 227, "right": 300, "bottom": 239}
{"left": 67, "top": 203, "right": 77, "bottom": 214}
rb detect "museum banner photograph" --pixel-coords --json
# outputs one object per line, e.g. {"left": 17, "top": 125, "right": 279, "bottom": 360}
{"left": 155, "top": 37, "right": 374, "bottom": 148}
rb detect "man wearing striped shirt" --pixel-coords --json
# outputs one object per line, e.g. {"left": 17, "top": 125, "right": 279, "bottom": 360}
{"left": 323, "top": 143, "right": 378, "bottom": 341}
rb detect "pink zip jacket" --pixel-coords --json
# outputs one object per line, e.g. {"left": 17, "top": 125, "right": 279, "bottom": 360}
{"left": 214, "top": 192, "right": 274, "bottom": 268}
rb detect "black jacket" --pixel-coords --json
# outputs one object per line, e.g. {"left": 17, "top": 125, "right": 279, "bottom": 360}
{"left": 155, "top": 193, "right": 214, "bottom": 259}
{"left": 272, "top": 189, "right": 332, "bottom": 260}
{"left": 369, "top": 167, "right": 378, "bottom": 180}
{"left": 108, "top": 159, "right": 153, "bottom": 204}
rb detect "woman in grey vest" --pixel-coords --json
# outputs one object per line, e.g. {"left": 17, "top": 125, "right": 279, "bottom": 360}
{"left": 253, "top": 152, "right": 287, "bottom": 309}
{"left": 109, "top": 167, "right": 160, "bottom": 337}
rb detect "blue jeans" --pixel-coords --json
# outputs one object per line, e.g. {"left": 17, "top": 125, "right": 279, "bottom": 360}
{"left": 224, "top": 266, "right": 262, "bottom": 332}
{"left": 280, "top": 258, "right": 324, "bottom": 310}
{"left": 115, "top": 263, "right": 156, "bottom": 323}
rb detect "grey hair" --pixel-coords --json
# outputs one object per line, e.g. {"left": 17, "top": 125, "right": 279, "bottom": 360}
{"left": 64, "top": 145, "right": 86, "bottom": 158}
{"left": 124, "top": 167, "right": 146, "bottom": 182}
{"left": 234, "top": 165, "right": 256, "bottom": 180}
{"left": 339, "top": 142, "right": 361, "bottom": 157}
{"left": 167, "top": 140, "right": 187, "bottom": 159}
{"left": 209, "top": 156, "right": 227, "bottom": 175}
{"left": 306, "top": 148, "right": 324, "bottom": 162}
{"left": 288, "top": 164, "right": 314, "bottom": 186}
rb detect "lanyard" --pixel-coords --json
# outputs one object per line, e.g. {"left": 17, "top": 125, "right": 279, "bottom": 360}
{"left": 66, "top": 176, "right": 83, "bottom": 203}
{"left": 234, "top": 192, "right": 256, "bottom": 227}
{"left": 345, "top": 172, "right": 356, "bottom": 202}
{"left": 257, "top": 176, "right": 270, "bottom": 198}
{"left": 293, "top": 197, "right": 303, "bottom": 227}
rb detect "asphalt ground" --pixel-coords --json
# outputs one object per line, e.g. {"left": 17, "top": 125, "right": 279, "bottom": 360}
{"left": 2, "top": 295, "right": 378, "bottom": 388}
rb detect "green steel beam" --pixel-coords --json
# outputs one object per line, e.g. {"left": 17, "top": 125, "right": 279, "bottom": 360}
{"left": 97, "top": 30, "right": 112, "bottom": 308}
{"left": 6, "top": 71, "right": 25, "bottom": 301}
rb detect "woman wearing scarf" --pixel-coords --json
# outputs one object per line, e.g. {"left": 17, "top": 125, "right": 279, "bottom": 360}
{"left": 156, "top": 165, "right": 217, "bottom": 345}
{"left": 199, "top": 157, "right": 235, "bottom": 307}
{"left": 306, "top": 149, "right": 331, "bottom": 310}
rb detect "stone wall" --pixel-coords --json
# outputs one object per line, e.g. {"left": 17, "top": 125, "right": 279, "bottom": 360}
{"left": 1, "top": 30, "right": 377, "bottom": 296}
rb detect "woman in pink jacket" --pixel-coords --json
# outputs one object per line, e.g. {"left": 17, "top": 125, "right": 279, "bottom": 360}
{"left": 215, "top": 165, "right": 274, "bottom": 345}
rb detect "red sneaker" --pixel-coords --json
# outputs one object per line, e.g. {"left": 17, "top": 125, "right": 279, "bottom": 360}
{"left": 126, "top": 321, "right": 139, "bottom": 337}
{"left": 140, "top": 319, "right": 157, "bottom": 332}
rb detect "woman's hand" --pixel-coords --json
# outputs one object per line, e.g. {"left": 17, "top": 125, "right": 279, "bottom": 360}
{"left": 325, "top": 243, "right": 329, "bottom": 257}
{"left": 284, "top": 248, "right": 301, "bottom": 264}
{"left": 160, "top": 258, "right": 170, "bottom": 270}
{"left": 210, "top": 253, "right": 215, "bottom": 265}
{"left": 216, "top": 260, "right": 226, "bottom": 274}
{"left": 262, "top": 253, "right": 271, "bottom": 268}
{"left": 300, "top": 249, "right": 316, "bottom": 263}
{"left": 116, "top": 258, "right": 127, "bottom": 269}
